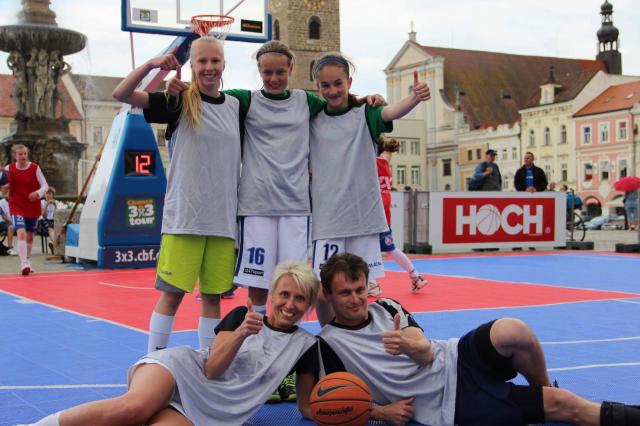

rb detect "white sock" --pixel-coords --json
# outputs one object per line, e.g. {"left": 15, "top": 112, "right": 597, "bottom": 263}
{"left": 17, "top": 240, "right": 27, "bottom": 264}
{"left": 253, "top": 304, "right": 267, "bottom": 315}
{"left": 148, "top": 312, "right": 175, "bottom": 353}
{"left": 26, "top": 411, "right": 61, "bottom": 426}
{"left": 198, "top": 317, "right": 221, "bottom": 350}
{"left": 27, "top": 240, "right": 33, "bottom": 258}
{"left": 390, "top": 249, "right": 419, "bottom": 278}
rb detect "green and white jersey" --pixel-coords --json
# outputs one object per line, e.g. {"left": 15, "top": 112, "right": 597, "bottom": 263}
{"left": 134, "top": 307, "right": 317, "bottom": 426}
{"left": 226, "top": 89, "right": 324, "bottom": 216}
{"left": 318, "top": 300, "right": 459, "bottom": 426}
{"left": 309, "top": 104, "right": 391, "bottom": 240}
{"left": 144, "top": 92, "right": 242, "bottom": 238}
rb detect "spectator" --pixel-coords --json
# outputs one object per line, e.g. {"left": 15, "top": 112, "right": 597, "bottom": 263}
{"left": 0, "top": 196, "right": 17, "bottom": 255}
{"left": 40, "top": 187, "right": 57, "bottom": 254}
{"left": 469, "top": 149, "right": 502, "bottom": 191}
{"left": 514, "top": 152, "right": 547, "bottom": 193}
{"left": 624, "top": 190, "right": 638, "bottom": 231}
{"left": 547, "top": 181, "right": 556, "bottom": 191}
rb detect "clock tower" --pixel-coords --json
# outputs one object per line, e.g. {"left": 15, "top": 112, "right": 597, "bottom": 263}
{"left": 269, "top": 0, "right": 340, "bottom": 91}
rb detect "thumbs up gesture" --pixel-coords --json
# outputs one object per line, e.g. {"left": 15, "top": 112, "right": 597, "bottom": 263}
{"left": 382, "top": 313, "right": 406, "bottom": 356}
{"left": 411, "top": 70, "right": 431, "bottom": 102}
{"left": 238, "top": 297, "right": 263, "bottom": 337}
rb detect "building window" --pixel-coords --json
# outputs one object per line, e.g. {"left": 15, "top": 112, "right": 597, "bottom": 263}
{"left": 528, "top": 129, "right": 535, "bottom": 147}
{"left": 467, "top": 150, "right": 472, "bottom": 161}
{"left": 397, "top": 166, "right": 406, "bottom": 185}
{"left": 476, "top": 148, "right": 481, "bottom": 160}
{"left": 512, "top": 147, "right": 517, "bottom": 160}
{"left": 560, "top": 125, "right": 567, "bottom": 144}
{"left": 582, "top": 126, "right": 591, "bottom": 144}
{"left": 561, "top": 163, "right": 567, "bottom": 182}
{"left": 92, "top": 126, "right": 102, "bottom": 145}
{"left": 599, "top": 123, "right": 609, "bottom": 143}
{"left": 308, "top": 16, "right": 321, "bottom": 39}
{"left": 442, "top": 159, "right": 451, "bottom": 176}
{"left": 410, "top": 140, "right": 420, "bottom": 155}
{"left": 273, "top": 19, "right": 280, "bottom": 40}
{"left": 411, "top": 166, "right": 420, "bottom": 186}
{"left": 502, "top": 178, "right": 509, "bottom": 190}
{"left": 600, "top": 161, "right": 609, "bottom": 180}
{"left": 618, "top": 121, "right": 627, "bottom": 140}
{"left": 544, "top": 127, "right": 551, "bottom": 146}
{"left": 309, "top": 60, "right": 315, "bottom": 81}
{"left": 398, "top": 141, "right": 406, "bottom": 155}
{"left": 501, "top": 149, "right": 507, "bottom": 160}
{"left": 544, "top": 164, "right": 552, "bottom": 181}
{"left": 619, "top": 159, "right": 627, "bottom": 178}
{"left": 584, "top": 163, "right": 593, "bottom": 181}
{"left": 0, "top": 127, "right": 7, "bottom": 139}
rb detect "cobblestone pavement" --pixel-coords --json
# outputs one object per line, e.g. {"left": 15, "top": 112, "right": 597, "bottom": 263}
{"left": 0, "top": 230, "right": 638, "bottom": 277}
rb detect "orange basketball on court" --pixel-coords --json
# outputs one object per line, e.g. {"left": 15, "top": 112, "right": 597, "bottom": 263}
{"left": 309, "top": 372, "right": 373, "bottom": 426}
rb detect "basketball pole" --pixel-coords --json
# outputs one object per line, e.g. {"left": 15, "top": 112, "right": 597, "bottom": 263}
{"left": 129, "top": 32, "right": 136, "bottom": 71}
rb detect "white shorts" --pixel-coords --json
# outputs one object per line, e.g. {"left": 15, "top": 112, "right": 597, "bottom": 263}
{"left": 312, "top": 234, "right": 384, "bottom": 279}
{"left": 234, "top": 216, "right": 309, "bottom": 290}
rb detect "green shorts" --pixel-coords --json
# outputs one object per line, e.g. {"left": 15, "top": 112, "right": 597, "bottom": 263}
{"left": 155, "top": 234, "right": 235, "bottom": 295}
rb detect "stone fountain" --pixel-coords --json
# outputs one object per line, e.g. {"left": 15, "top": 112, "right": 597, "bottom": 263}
{"left": 0, "top": 0, "right": 86, "bottom": 197}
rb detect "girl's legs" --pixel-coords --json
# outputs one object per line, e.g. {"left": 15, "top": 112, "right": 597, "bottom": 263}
{"left": 15, "top": 227, "right": 29, "bottom": 273}
{"left": 47, "top": 227, "right": 55, "bottom": 253}
{"left": 148, "top": 291, "right": 184, "bottom": 353}
{"left": 198, "top": 293, "right": 221, "bottom": 350}
{"left": 57, "top": 364, "right": 175, "bottom": 426}
{"left": 148, "top": 407, "right": 193, "bottom": 426}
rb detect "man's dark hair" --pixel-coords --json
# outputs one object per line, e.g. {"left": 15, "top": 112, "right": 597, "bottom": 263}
{"left": 319, "top": 253, "right": 369, "bottom": 294}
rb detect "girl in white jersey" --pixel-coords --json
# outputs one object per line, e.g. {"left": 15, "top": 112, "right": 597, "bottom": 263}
{"left": 309, "top": 52, "right": 431, "bottom": 292}
{"left": 113, "top": 36, "right": 242, "bottom": 354}
{"left": 24, "top": 261, "right": 320, "bottom": 426}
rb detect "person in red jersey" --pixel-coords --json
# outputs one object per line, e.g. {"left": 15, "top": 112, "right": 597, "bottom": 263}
{"left": 4, "top": 144, "right": 49, "bottom": 275}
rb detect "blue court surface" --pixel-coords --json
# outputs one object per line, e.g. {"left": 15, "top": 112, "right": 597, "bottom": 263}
{"left": 1, "top": 252, "right": 639, "bottom": 425}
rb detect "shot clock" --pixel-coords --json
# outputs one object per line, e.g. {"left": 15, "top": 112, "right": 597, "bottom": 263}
{"left": 77, "top": 110, "right": 167, "bottom": 268}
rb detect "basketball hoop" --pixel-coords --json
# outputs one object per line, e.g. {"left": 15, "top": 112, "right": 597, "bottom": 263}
{"left": 191, "top": 14, "right": 235, "bottom": 40}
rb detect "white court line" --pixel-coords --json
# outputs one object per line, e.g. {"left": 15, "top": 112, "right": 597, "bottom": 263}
{"left": 549, "top": 362, "right": 640, "bottom": 372}
{"left": 0, "top": 384, "right": 126, "bottom": 390}
{"left": 0, "top": 289, "right": 147, "bottom": 334}
{"left": 615, "top": 299, "right": 640, "bottom": 305}
{"left": 541, "top": 336, "right": 640, "bottom": 345}
{"left": 97, "top": 281, "right": 154, "bottom": 290}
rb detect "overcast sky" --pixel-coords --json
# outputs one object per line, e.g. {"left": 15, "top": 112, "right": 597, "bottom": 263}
{"left": 0, "top": 0, "right": 638, "bottom": 96}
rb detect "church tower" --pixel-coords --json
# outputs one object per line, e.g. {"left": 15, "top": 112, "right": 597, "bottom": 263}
{"left": 596, "top": 0, "right": 622, "bottom": 74}
{"left": 269, "top": 0, "right": 340, "bottom": 91}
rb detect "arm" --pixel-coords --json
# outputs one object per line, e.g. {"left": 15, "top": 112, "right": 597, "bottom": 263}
{"left": 315, "top": 289, "right": 335, "bottom": 327}
{"left": 204, "top": 301, "right": 263, "bottom": 379}
{"left": 370, "top": 398, "right": 416, "bottom": 426}
{"left": 112, "top": 53, "right": 181, "bottom": 108}
{"left": 296, "top": 372, "right": 316, "bottom": 420}
{"left": 29, "top": 166, "right": 48, "bottom": 201}
{"left": 514, "top": 168, "right": 525, "bottom": 191}
{"left": 536, "top": 168, "right": 548, "bottom": 192}
{"left": 382, "top": 314, "right": 434, "bottom": 367}
{"left": 380, "top": 71, "right": 430, "bottom": 122}
{"left": 471, "top": 162, "right": 488, "bottom": 181}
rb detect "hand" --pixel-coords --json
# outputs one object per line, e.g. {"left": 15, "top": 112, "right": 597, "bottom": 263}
{"left": 373, "top": 397, "right": 415, "bottom": 426}
{"left": 28, "top": 191, "right": 39, "bottom": 201}
{"left": 411, "top": 70, "right": 431, "bottom": 102}
{"left": 148, "top": 51, "right": 181, "bottom": 72}
{"left": 526, "top": 186, "right": 536, "bottom": 193}
{"left": 484, "top": 166, "right": 493, "bottom": 176}
{"left": 365, "top": 94, "right": 387, "bottom": 108}
{"left": 382, "top": 314, "right": 409, "bottom": 356}
{"left": 167, "top": 76, "right": 189, "bottom": 97}
{"left": 237, "top": 298, "right": 263, "bottom": 338}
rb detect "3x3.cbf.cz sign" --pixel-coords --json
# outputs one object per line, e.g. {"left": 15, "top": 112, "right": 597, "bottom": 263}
{"left": 428, "top": 192, "right": 566, "bottom": 249}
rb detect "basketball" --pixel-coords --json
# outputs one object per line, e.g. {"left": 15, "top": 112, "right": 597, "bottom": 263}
{"left": 476, "top": 204, "right": 501, "bottom": 235}
{"left": 309, "top": 372, "right": 372, "bottom": 426}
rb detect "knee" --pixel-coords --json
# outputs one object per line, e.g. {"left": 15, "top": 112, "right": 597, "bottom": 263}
{"left": 543, "top": 387, "right": 584, "bottom": 424}
{"left": 159, "top": 292, "right": 185, "bottom": 311}
{"left": 492, "top": 318, "right": 538, "bottom": 352}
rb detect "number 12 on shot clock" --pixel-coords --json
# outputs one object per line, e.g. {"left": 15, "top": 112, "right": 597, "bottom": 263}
{"left": 125, "top": 151, "right": 156, "bottom": 176}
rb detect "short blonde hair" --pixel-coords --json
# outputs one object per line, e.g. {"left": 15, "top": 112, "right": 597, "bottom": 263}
{"left": 270, "top": 261, "right": 319, "bottom": 310}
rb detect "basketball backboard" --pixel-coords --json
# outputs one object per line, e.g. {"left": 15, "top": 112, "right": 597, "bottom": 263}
{"left": 121, "top": 0, "right": 271, "bottom": 43}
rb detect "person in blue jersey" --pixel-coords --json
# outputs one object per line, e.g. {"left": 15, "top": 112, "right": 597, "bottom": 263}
{"left": 113, "top": 36, "right": 243, "bottom": 354}
{"left": 308, "top": 52, "right": 431, "bottom": 297}
{"left": 22, "top": 261, "right": 320, "bottom": 426}
{"left": 514, "top": 151, "right": 547, "bottom": 193}
{"left": 301, "top": 252, "right": 640, "bottom": 426}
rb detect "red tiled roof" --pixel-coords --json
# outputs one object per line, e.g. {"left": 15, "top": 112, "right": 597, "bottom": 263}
{"left": 0, "top": 74, "right": 82, "bottom": 120}
{"left": 415, "top": 43, "right": 607, "bottom": 128}
{"left": 574, "top": 80, "right": 640, "bottom": 117}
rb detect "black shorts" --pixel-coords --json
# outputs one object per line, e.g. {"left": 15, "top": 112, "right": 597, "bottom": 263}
{"left": 0, "top": 221, "right": 10, "bottom": 233}
{"left": 454, "top": 320, "right": 545, "bottom": 426}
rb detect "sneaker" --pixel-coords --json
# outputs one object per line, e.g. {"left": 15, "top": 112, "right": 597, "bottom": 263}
{"left": 411, "top": 275, "right": 428, "bottom": 293}
{"left": 7, "top": 248, "right": 17, "bottom": 256}
{"left": 268, "top": 373, "right": 296, "bottom": 403}
{"left": 367, "top": 282, "right": 382, "bottom": 297}
{"left": 21, "top": 263, "right": 30, "bottom": 276}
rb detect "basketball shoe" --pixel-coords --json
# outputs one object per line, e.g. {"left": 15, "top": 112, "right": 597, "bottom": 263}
{"left": 268, "top": 372, "right": 296, "bottom": 403}
{"left": 411, "top": 275, "right": 428, "bottom": 292}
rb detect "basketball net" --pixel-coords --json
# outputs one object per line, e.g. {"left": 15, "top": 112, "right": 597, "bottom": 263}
{"left": 191, "top": 14, "right": 235, "bottom": 40}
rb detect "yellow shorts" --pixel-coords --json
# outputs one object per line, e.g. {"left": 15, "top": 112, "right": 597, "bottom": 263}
{"left": 155, "top": 234, "right": 235, "bottom": 295}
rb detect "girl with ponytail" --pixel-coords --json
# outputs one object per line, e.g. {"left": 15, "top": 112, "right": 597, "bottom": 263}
{"left": 113, "top": 36, "right": 243, "bottom": 354}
